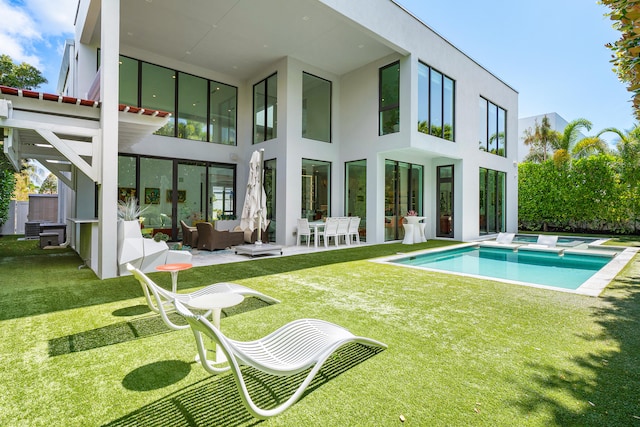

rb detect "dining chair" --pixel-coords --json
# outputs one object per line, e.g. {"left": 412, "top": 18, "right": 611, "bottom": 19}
{"left": 336, "top": 218, "right": 350, "bottom": 245}
{"left": 296, "top": 218, "right": 312, "bottom": 246}
{"left": 322, "top": 217, "right": 339, "bottom": 247}
{"left": 347, "top": 217, "right": 361, "bottom": 245}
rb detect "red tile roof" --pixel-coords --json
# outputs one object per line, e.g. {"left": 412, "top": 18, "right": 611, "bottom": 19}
{"left": 0, "top": 85, "right": 171, "bottom": 117}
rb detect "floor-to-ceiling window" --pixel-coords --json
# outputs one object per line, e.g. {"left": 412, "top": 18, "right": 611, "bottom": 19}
{"left": 437, "top": 165, "right": 454, "bottom": 237}
{"left": 139, "top": 157, "right": 173, "bottom": 236}
{"left": 209, "top": 165, "right": 235, "bottom": 221}
{"left": 346, "top": 160, "right": 367, "bottom": 241}
{"left": 176, "top": 161, "right": 207, "bottom": 239}
{"left": 177, "top": 72, "right": 207, "bottom": 141}
{"left": 302, "top": 72, "right": 331, "bottom": 142}
{"left": 254, "top": 73, "right": 277, "bottom": 143}
{"left": 264, "top": 158, "right": 276, "bottom": 242}
{"left": 141, "top": 63, "right": 176, "bottom": 137}
{"left": 117, "top": 54, "right": 237, "bottom": 145}
{"left": 479, "top": 167, "right": 506, "bottom": 234}
{"left": 384, "top": 160, "right": 423, "bottom": 241}
{"left": 379, "top": 61, "right": 400, "bottom": 135}
{"left": 301, "top": 159, "right": 330, "bottom": 220}
{"left": 118, "top": 155, "right": 236, "bottom": 240}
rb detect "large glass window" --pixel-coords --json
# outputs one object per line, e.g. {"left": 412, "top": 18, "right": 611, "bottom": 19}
{"left": 254, "top": 73, "right": 278, "bottom": 143}
{"left": 384, "top": 160, "right": 423, "bottom": 241}
{"left": 479, "top": 97, "right": 507, "bottom": 156}
{"left": 479, "top": 167, "right": 506, "bottom": 234}
{"left": 418, "top": 62, "right": 455, "bottom": 140}
{"left": 437, "top": 165, "right": 454, "bottom": 238}
{"left": 118, "top": 55, "right": 237, "bottom": 145}
{"left": 210, "top": 82, "right": 237, "bottom": 145}
{"left": 264, "top": 158, "right": 276, "bottom": 242}
{"left": 176, "top": 161, "right": 207, "bottom": 233}
{"left": 301, "top": 159, "right": 330, "bottom": 220}
{"left": 178, "top": 72, "right": 207, "bottom": 141}
{"left": 141, "top": 63, "right": 175, "bottom": 137}
{"left": 209, "top": 165, "right": 235, "bottom": 221}
{"left": 119, "top": 56, "right": 138, "bottom": 107}
{"left": 345, "top": 160, "right": 367, "bottom": 241}
{"left": 118, "top": 155, "right": 237, "bottom": 239}
{"left": 302, "top": 72, "right": 331, "bottom": 142}
{"left": 379, "top": 61, "right": 400, "bottom": 135}
{"left": 139, "top": 157, "right": 174, "bottom": 236}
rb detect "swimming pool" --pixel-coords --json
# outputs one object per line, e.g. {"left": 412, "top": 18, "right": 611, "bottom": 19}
{"left": 382, "top": 244, "right": 636, "bottom": 296}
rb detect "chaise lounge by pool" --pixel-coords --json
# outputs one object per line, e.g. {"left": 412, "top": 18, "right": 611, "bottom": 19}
{"left": 378, "top": 243, "right": 638, "bottom": 296}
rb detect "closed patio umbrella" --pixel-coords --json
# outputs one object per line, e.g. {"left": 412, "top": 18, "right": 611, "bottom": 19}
{"left": 240, "top": 149, "right": 267, "bottom": 243}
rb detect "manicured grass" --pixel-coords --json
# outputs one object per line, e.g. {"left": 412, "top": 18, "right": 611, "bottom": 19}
{"left": 1, "top": 236, "right": 639, "bottom": 426}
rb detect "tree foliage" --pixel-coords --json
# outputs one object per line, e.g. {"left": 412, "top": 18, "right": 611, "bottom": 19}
{"left": 39, "top": 173, "right": 58, "bottom": 194}
{"left": 601, "top": 0, "right": 640, "bottom": 120}
{"left": 0, "top": 54, "right": 47, "bottom": 90}
{"left": 522, "top": 115, "right": 560, "bottom": 162}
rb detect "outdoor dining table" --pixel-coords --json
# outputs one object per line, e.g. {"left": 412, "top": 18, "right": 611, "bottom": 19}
{"left": 308, "top": 220, "right": 326, "bottom": 248}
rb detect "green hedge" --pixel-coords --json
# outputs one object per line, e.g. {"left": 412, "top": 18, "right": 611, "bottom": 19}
{"left": 518, "top": 154, "right": 635, "bottom": 233}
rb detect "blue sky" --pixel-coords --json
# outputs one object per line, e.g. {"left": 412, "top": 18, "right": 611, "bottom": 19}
{"left": 0, "top": 0, "right": 634, "bottom": 144}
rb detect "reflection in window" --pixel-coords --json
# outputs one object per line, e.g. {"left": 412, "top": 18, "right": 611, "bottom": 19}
{"left": 119, "top": 56, "right": 138, "bottom": 107}
{"left": 178, "top": 72, "right": 207, "bottom": 141}
{"left": 209, "top": 165, "right": 235, "bottom": 221}
{"left": 139, "top": 157, "right": 173, "bottom": 236}
{"left": 254, "top": 73, "right": 277, "bottom": 143}
{"left": 210, "top": 82, "right": 237, "bottom": 145}
{"left": 141, "top": 62, "right": 175, "bottom": 136}
{"left": 479, "top": 167, "right": 506, "bottom": 234}
{"left": 384, "top": 160, "right": 423, "bottom": 241}
{"left": 379, "top": 61, "right": 400, "bottom": 135}
{"left": 479, "top": 97, "right": 507, "bottom": 156}
{"left": 264, "top": 158, "right": 276, "bottom": 242}
{"left": 118, "top": 55, "right": 237, "bottom": 145}
{"left": 302, "top": 72, "right": 331, "bottom": 142}
{"left": 301, "top": 159, "right": 330, "bottom": 220}
{"left": 418, "top": 62, "right": 455, "bottom": 140}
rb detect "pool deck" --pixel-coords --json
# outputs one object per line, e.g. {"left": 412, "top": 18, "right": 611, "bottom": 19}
{"left": 376, "top": 240, "right": 638, "bottom": 297}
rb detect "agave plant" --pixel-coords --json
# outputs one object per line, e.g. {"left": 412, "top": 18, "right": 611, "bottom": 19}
{"left": 117, "top": 196, "right": 148, "bottom": 221}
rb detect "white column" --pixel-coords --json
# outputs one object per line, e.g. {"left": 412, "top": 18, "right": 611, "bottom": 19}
{"left": 97, "top": 0, "right": 119, "bottom": 279}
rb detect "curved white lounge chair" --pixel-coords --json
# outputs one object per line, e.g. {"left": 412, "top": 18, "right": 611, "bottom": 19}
{"left": 174, "top": 300, "right": 387, "bottom": 419}
{"left": 126, "top": 263, "right": 279, "bottom": 331}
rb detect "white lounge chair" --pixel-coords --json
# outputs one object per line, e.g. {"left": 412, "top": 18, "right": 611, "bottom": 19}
{"left": 173, "top": 300, "right": 387, "bottom": 419}
{"left": 529, "top": 235, "right": 558, "bottom": 248}
{"left": 126, "top": 263, "right": 279, "bottom": 330}
{"left": 478, "top": 232, "right": 517, "bottom": 249}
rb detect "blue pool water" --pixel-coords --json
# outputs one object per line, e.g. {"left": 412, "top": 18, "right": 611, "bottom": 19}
{"left": 391, "top": 246, "right": 612, "bottom": 290}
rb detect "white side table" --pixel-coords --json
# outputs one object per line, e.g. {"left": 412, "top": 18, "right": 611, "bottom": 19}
{"left": 403, "top": 216, "right": 426, "bottom": 244}
{"left": 186, "top": 293, "right": 244, "bottom": 364}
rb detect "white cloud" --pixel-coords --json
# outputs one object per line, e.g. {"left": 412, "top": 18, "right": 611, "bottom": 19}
{"left": 0, "top": 0, "right": 75, "bottom": 67}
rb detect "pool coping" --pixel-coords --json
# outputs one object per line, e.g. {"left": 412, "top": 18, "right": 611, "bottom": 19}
{"left": 374, "top": 242, "right": 638, "bottom": 297}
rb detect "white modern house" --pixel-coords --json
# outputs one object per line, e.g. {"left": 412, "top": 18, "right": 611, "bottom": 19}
{"left": 0, "top": 0, "right": 518, "bottom": 278}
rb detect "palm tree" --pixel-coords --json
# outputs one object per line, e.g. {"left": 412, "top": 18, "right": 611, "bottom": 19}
{"left": 522, "top": 115, "right": 560, "bottom": 162}
{"left": 552, "top": 118, "right": 592, "bottom": 163}
{"left": 571, "top": 136, "right": 609, "bottom": 159}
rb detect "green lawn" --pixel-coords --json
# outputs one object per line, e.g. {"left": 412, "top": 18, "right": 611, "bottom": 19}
{"left": 1, "top": 236, "right": 639, "bottom": 426}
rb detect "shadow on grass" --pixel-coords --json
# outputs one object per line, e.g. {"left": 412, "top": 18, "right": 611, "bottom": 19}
{"left": 510, "top": 272, "right": 640, "bottom": 425}
{"left": 48, "top": 298, "right": 272, "bottom": 357}
{"left": 0, "top": 235, "right": 452, "bottom": 321}
{"left": 123, "top": 360, "right": 192, "bottom": 391}
{"left": 106, "top": 343, "right": 384, "bottom": 427}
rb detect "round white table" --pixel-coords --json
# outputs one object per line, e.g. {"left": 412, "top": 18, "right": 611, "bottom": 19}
{"left": 187, "top": 293, "right": 244, "bottom": 364}
{"left": 402, "top": 216, "right": 426, "bottom": 244}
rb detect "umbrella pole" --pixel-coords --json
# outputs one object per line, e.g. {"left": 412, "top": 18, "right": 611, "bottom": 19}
{"left": 256, "top": 149, "right": 265, "bottom": 245}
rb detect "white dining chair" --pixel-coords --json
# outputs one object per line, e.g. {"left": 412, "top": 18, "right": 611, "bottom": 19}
{"left": 296, "top": 218, "right": 312, "bottom": 246}
{"left": 322, "top": 217, "right": 339, "bottom": 247}
{"left": 347, "top": 217, "right": 361, "bottom": 245}
{"left": 336, "top": 217, "right": 350, "bottom": 245}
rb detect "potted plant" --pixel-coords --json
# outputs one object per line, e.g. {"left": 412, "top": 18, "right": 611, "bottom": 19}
{"left": 117, "top": 197, "right": 149, "bottom": 274}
